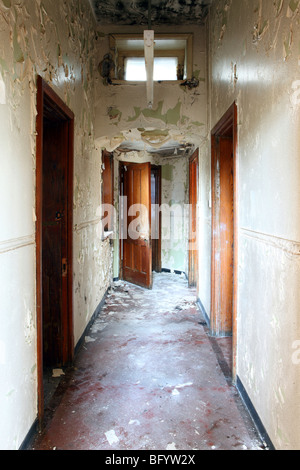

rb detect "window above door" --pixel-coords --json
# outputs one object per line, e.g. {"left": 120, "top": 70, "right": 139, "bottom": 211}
{"left": 109, "top": 33, "right": 193, "bottom": 83}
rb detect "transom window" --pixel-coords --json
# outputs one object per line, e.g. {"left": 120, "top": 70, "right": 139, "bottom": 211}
{"left": 109, "top": 34, "right": 193, "bottom": 82}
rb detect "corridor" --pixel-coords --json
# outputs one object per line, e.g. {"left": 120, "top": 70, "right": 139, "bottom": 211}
{"left": 30, "top": 273, "right": 264, "bottom": 451}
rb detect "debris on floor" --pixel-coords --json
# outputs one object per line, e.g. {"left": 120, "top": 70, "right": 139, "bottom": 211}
{"left": 31, "top": 273, "right": 264, "bottom": 451}
{"left": 51, "top": 369, "right": 65, "bottom": 378}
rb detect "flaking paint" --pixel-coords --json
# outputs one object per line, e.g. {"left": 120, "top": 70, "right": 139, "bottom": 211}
{"left": 0, "top": 0, "right": 112, "bottom": 450}
{"left": 94, "top": 24, "right": 208, "bottom": 153}
{"left": 197, "top": 0, "right": 300, "bottom": 450}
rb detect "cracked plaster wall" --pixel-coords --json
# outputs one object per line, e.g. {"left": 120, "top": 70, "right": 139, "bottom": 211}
{"left": 0, "top": 0, "right": 112, "bottom": 450}
{"left": 206, "top": 0, "right": 300, "bottom": 450}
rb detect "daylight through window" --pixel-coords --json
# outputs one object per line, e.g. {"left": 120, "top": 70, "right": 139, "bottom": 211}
{"left": 124, "top": 57, "right": 178, "bottom": 81}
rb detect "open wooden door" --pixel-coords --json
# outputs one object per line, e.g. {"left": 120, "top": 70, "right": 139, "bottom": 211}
{"left": 120, "top": 162, "right": 152, "bottom": 289}
{"left": 151, "top": 166, "right": 162, "bottom": 273}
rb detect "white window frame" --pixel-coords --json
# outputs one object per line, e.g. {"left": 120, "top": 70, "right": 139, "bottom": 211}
{"left": 109, "top": 33, "right": 193, "bottom": 83}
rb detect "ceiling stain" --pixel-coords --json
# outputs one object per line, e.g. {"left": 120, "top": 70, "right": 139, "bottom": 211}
{"left": 90, "top": 0, "right": 212, "bottom": 26}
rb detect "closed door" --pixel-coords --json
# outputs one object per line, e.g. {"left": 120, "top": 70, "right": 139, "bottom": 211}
{"left": 121, "top": 162, "right": 152, "bottom": 289}
{"left": 42, "top": 119, "right": 69, "bottom": 367}
{"left": 211, "top": 105, "right": 236, "bottom": 339}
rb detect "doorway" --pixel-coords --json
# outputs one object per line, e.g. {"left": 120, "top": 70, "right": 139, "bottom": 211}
{"left": 151, "top": 165, "right": 162, "bottom": 273}
{"left": 211, "top": 103, "right": 238, "bottom": 376}
{"left": 189, "top": 150, "right": 199, "bottom": 287}
{"left": 36, "top": 76, "right": 74, "bottom": 423}
{"left": 119, "top": 161, "right": 152, "bottom": 289}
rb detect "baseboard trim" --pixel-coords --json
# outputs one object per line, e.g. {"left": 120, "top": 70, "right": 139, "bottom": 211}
{"left": 161, "top": 268, "right": 187, "bottom": 279}
{"left": 19, "top": 418, "right": 39, "bottom": 450}
{"left": 236, "top": 375, "right": 275, "bottom": 450}
{"left": 197, "top": 297, "right": 210, "bottom": 328}
{"left": 75, "top": 287, "right": 110, "bottom": 356}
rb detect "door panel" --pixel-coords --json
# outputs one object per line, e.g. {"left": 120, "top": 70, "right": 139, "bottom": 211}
{"left": 151, "top": 166, "right": 162, "bottom": 272}
{"left": 211, "top": 133, "right": 234, "bottom": 337}
{"left": 121, "top": 162, "right": 152, "bottom": 289}
{"left": 42, "top": 120, "right": 68, "bottom": 367}
{"left": 219, "top": 137, "right": 234, "bottom": 333}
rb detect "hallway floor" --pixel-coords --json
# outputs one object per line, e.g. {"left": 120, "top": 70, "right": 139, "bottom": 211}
{"left": 30, "top": 273, "right": 264, "bottom": 451}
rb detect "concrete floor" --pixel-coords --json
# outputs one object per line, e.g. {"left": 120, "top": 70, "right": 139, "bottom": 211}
{"left": 30, "top": 273, "right": 264, "bottom": 451}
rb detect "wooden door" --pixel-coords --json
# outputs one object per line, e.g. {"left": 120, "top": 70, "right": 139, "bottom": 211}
{"left": 219, "top": 136, "right": 234, "bottom": 333}
{"left": 36, "top": 76, "right": 74, "bottom": 423}
{"left": 189, "top": 151, "right": 199, "bottom": 287}
{"left": 102, "top": 150, "right": 114, "bottom": 231}
{"left": 211, "top": 103, "right": 237, "bottom": 341}
{"left": 42, "top": 119, "right": 69, "bottom": 367}
{"left": 151, "top": 166, "right": 162, "bottom": 273}
{"left": 121, "top": 162, "right": 152, "bottom": 289}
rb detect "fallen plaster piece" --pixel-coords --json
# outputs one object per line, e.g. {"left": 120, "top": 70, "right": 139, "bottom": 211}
{"left": 85, "top": 336, "right": 96, "bottom": 343}
{"left": 128, "top": 419, "right": 140, "bottom": 426}
{"left": 172, "top": 389, "right": 180, "bottom": 396}
{"left": 166, "top": 443, "right": 177, "bottom": 450}
{"left": 52, "top": 369, "right": 65, "bottom": 378}
{"left": 175, "top": 382, "right": 193, "bottom": 389}
{"left": 105, "top": 430, "right": 119, "bottom": 446}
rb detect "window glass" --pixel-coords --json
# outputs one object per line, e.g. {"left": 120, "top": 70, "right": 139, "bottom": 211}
{"left": 125, "top": 57, "right": 178, "bottom": 81}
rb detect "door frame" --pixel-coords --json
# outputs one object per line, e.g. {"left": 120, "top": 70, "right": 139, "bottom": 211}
{"left": 210, "top": 102, "right": 238, "bottom": 378}
{"left": 36, "top": 76, "right": 74, "bottom": 423}
{"left": 189, "top": 150, "right": 199, "bottom": 287}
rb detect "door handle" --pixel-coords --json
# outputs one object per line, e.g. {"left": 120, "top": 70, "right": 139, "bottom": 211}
{"left": 62, "top": 258, "right": 68, "bottom": 277}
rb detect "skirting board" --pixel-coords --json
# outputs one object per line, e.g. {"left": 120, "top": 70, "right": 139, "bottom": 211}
{"left": 197, "top": 297, "right": 210, "bottom": 328}
{"left": 19, "top": 418, "right": 39, "bottom": 450}
{"left": 236, "top": 375, "right": 275, "bottom": 450}
{"left": 75, "top": 287, "right": 110, "bottom": 356}
{"left": 161, "top": 268, "right": 188, "bottom": 280}
{"left": 115, "top": 271, "right": 188, "bottom": 282}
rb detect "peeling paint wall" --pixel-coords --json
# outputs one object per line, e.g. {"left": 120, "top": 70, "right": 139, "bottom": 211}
{"left": 0, "top": 0, "right": 112, "bottom": 450}
{"left": 207, "top": 0, "right": 300, "bottom": 450}
{"left": 112, "top": 151, "right": 189, "bottom": 279}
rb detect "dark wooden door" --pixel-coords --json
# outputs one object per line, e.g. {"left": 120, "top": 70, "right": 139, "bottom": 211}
{"left": 121, "top": 162, "right": 152, "bottom": 289}
{"left": 42, "top": 119, "right": 69, "bottom": 367}
{"left": 151, "top": 166, "right": 161, "bottom": 273}
{"left": 36, "top": 76, "right": 74, "bottom": 423}
{"left": 102, "top": 150, "right": 114, "bottom": 231}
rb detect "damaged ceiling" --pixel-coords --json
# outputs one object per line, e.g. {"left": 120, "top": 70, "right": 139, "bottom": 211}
{"left": 91, "top": 0, "right": 210, "bottom": 157}
{"left": 117, "top": 139, "right": 195, "bottom": 158}
{"left": 89, "top": 0, "right": 212, "bottom": 26}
